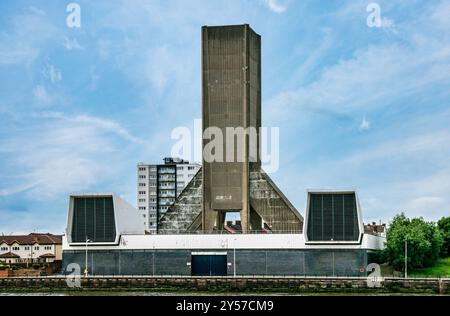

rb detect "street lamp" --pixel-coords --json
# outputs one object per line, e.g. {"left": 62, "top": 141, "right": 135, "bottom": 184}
{"left": 85, "top": 237, "right": 92, "bottom": 277}
{"left": 233, "top": 236, "right": 237, "bottom": 278}
{"left": 404, "top": 237, "right": 408, "bottom": 279}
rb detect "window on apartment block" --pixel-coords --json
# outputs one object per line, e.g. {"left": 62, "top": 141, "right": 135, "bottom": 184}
{"left": 34, "top": 246, "right": 39, "bottom": 250}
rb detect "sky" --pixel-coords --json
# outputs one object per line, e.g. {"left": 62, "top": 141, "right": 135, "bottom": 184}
{"left": 0, "top": 0, "right": 449, "bottom": 234}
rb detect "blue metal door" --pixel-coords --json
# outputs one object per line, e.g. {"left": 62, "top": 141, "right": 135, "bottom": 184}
{"left": 192, "top": 255, "right": 227, "bottom": 276}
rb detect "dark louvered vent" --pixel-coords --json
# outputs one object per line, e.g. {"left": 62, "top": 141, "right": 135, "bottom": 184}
{"left": 71, "top": 197, "right": 116, "bottom": 243}
{"left": 307, "top": 193, "right": 360, "bottom": 242}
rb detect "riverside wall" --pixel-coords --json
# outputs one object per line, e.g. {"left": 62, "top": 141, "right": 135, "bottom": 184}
{"left": 0, "top": 276, "right": 448, "bottom": 294}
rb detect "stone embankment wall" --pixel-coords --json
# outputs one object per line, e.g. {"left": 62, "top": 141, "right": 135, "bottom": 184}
{"left": 0, "top": 277, "right": 448, "bottom": 294}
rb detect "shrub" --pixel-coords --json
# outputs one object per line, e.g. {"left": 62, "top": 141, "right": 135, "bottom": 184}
{"left": 438, "top": 217, "right": 450, "bottom": 258}
{"left": 385, "top": 213, "right": 443, "bottom": 271}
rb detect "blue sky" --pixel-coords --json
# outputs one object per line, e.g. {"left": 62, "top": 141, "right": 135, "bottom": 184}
{"left": 1, "top": 0, "right": 449, "bottom": 234}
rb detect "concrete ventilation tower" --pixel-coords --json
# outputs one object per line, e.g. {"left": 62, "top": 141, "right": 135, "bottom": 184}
{"left": 158, "top": 25, "right": 303, "bottom": 234}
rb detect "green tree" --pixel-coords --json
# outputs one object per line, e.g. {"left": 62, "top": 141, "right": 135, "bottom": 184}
{"left": 438, "top": 217, "right": 450, "bottom": 257}
{"left": 384, "top": 213, "right": 443, "bottom": 271}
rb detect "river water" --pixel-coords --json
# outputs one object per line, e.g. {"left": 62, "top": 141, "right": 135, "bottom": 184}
{"left": 0, "top": 291, "right": 438, "bottom": 296}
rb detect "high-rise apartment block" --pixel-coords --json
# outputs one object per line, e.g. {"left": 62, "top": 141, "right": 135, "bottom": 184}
{"left": 137, "top": 158, "right": 201, "bottom": 233}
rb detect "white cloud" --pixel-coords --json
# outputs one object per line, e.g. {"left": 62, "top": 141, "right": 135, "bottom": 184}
{"left": 381, "top": 18, "right": 395, "bottom": 29}
{"left": 42, "top": 63, "right": 62, "bottom": 83}
{"left": 359, "top": 117, "right": 370, "bottom": 131}
{"left": 0, "top": 12, "right": 60, "bottom": 66}
{"left": 262, "top": 0, "right": 287, "bottom": 13}
{"left": 266, "top": 27, "right": 450, "bottom": 125}
{"left": 378, "top": 17, "right": 398, "bottom": 35}
{"left": 0, "top": 209, "right": 65, "bottom": 235}
{"left": 63, "top": 37, "right": 84, "bottom": 51}
{"left": 0, "top": 112, "right": 147, "bottom": 200}
{"left": 28, "top": 6, "right": 46, "bottom": 16}
{"left": 39, "top": 112, "right": 146, "bottom": 145}
{"left": 432, "top": 1, "right": 450, "bottom": 29}
{"left": 293, "top": 127, "right": 450, "bottom": 222}
{"left": 146, "top": 46, "right": 178, "bottom": 92}
{"left": 33, "top": 85, "right": 52, "bottom": 104}
{"left": 0, "top": 183, "right": 39, "bottom": 197}
{"left": 89, "top": 67, "right": 100, "bottom": 91}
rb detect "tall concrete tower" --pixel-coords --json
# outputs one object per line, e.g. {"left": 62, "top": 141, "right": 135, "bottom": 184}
{"left": 158, "top": 24, "right": 303, "bottom": 235}
{"left": 201, "top": 24, "right": 261, "bottom": 232}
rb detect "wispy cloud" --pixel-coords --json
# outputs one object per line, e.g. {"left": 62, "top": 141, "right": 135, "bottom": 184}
{"left": 39, "top": 112, "right": 146, "bottom": 145}
{"left": 359, "top": 117, "right": 370, "bottom": 131}
{"left": 262, "top": 0, "right": 287, "bottom": 13}
{"left": 33, "top": 85, "right": 52, "bottom": 104}
{"left": 266, "top": 17, "right": 450, "bottom": 126}
{"left": 1, "top": 0, "right": 450, "bottom": 234}
{"left": 0, "top": 12, "right": 60, "bottom": 66}
{"left": 0, "top": 112, "right": 146, "bottom": 200}
{"left": 42, "top": 63, "right": 62, "bottom": 83}
{"left": 28, "top": 6, "right": 46, "bottom": 16}
{"left": 63, "top": 37, "right": 84, "bottom": 51}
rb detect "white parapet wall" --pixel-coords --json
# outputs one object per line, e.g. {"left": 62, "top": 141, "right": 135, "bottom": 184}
{"left": 63, "top": 233, "right": 385, "bottom": 251}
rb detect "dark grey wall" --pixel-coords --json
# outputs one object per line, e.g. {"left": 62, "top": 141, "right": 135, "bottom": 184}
{"left": 63, "top": 249, "right": 368, "bottom": 277}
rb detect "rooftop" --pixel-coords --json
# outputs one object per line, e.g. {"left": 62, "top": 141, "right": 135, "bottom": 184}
{"left": 0, "top": 233, "right": 62, "bottom": 246}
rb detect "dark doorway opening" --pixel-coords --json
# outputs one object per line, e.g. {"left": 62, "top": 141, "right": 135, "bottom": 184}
{"left": 191, "top": 254, "right": 227, "bottom": 276}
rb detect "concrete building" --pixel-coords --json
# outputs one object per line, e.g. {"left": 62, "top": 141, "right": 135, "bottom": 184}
{"left": 137, "top": 158, "right": 201, "bottom": 233}
{"left": 0, "top": 233, "right": 62, "bottom": 265}
{"left": 158, "top": 24, "right": 303, "bottom": 234}
{"left": 66, "top": 193, "right": 145, "bottom": 246}
{"left": 201, "top": 25, "right": 262, "bottom": 232}
{"left": 61, "top": 25, "right": 386, "bottom": 277}
{"left": 62, "top": 190, "right": 385, "bottom": 276}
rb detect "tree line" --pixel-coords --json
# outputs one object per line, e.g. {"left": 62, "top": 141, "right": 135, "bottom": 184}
{"left": 379, "top": 213, "right": 450, "bottom": 271}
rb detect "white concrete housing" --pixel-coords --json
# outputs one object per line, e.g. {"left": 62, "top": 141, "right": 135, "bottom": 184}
{"left": 66, "top": 193, "right": 145, "bottom": 246}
